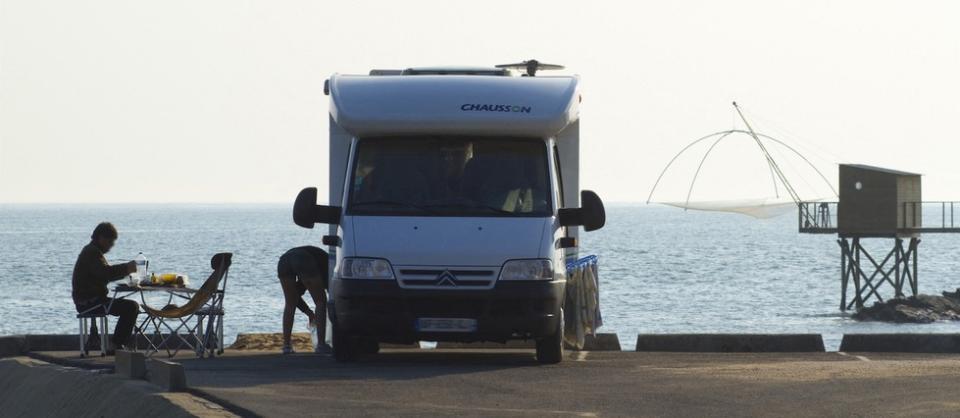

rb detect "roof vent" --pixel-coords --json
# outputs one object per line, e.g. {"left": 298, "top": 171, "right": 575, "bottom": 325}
{"left": 495, "top": 59, "right": 564, "bottom": 77}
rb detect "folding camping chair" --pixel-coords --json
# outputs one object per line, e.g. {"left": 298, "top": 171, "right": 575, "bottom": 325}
{"left": 140, "top": 253, "right": 232, "bottom": 358}
{"left": 77, "top": 305, "right": 109, "bottom": 357}
{"left": 196, "top": 258, "right": 231, "bottom": 357}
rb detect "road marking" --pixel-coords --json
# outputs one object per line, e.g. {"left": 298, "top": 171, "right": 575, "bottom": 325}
{"left": 837, "top": 352, "right": 871, "bottom": 362}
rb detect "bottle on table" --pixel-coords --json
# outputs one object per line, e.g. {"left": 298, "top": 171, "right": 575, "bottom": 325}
{"left": 134, "top": 252, "right": 148, "bottom": 285}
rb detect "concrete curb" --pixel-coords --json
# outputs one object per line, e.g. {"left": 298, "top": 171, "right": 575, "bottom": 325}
{"left": 24, "top": 334, "right": 81, "bottom": 351}
{"left": 0, "top": 336, "right": 28, "bottom": 358}
{"left": 582, "top": 333, "right": 622, "bottom": 351}
{"left": 10, "top": 332, "right": 625, "bottom": 353}
{"left": 435, "top": 333, "right": 622, "bottom": 351}
{"left": 148, "top": 358, "right": 188, "bottom": 392}
{"left": 17, "top": 334, "right": 194, "bottom": 353}
{"left": 116, "top": 350, "right": 147, "bottom": 379}
{"left": 636, "top": 334, "right": 826, "bottom": 352}
{"left": 436, "top": 340, "right": 534, "bottom": 349}
{"left": 840, "top": 334, "right": 960, "bottom": 353}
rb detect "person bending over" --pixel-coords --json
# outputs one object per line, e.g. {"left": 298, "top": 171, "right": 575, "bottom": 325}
{"left": 72, "top": 222, "right": 139, "bottom": 352}
{"left": 277, "top": 246, "right": 330, "bottom": 354}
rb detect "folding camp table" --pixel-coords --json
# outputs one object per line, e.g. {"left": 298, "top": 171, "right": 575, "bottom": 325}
{"left": 110, "top": 284, "right": 221, "bottom": 358}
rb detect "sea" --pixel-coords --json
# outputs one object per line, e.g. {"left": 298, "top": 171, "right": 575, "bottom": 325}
{"left": 2, "top": 204, "right": 958, "bottom": 351}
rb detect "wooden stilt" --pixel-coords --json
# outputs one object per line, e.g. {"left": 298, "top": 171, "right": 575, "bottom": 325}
{"left": 839, "top": 239, "right": 847, "bottom": 311}
{"left": 839, "top": 236, "right": 921, "bottom": 311}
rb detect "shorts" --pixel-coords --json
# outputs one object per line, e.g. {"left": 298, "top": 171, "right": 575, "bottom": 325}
{"left": 278, "top": 247, "right": 328, "bottom": 289}
{"left": 278, "top": 275, "right": 308, "bottom": 296}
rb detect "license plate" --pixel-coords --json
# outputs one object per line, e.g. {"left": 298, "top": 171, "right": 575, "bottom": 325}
{"left": 415, "top": 318, "right": 478, "bottom": 333}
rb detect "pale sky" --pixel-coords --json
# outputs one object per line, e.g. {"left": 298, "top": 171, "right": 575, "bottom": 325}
{"left": 2, "top": 0, "right": 958, "bottom": 204}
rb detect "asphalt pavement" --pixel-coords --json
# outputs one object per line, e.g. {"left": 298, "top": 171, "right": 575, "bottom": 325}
{"left": 166, "top": 349, "right": 960, "bottom": 417}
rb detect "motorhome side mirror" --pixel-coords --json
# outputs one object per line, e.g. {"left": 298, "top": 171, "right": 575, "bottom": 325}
{"left": 579, "top": 190, "right": 606, "bottom": 231}
{"left": 293, "top": 187, "right": 341, "bottom": 228}
{"left": 557, "top": 190, "right": 606, "bottom": 232}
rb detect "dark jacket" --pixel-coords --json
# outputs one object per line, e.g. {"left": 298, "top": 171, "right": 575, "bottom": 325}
{"left": 71, "top": 242, "right": 129, "bottom": 308}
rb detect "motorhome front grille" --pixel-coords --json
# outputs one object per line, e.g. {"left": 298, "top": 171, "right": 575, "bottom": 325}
{"left": 396, "top": 268, "right": 498, "bottom": 290}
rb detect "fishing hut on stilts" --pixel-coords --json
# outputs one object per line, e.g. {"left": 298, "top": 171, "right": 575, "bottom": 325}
{"left": 798, "top": 165, "right": 960, "bottom": 310}
{"left": 649, "top": 102, "right": 960, "bottom": 311}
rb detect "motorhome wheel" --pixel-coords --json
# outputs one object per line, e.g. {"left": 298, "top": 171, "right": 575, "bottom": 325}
{"left": 332, "top": 320, "right": 359, "bottom": 362}
{"left": 536, "top": 308, "right": 564, "bottom": 364}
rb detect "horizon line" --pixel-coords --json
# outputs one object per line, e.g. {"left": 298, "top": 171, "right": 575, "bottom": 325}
{"left": 0, "top": 201, "right": 658, "bottom": 206}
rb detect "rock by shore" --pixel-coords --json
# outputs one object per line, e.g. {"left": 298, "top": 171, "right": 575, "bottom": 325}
{"left": 230, "top": 333, "right": 313, "bottom": 351}
{"left": 853, "top": 289, "right": 960, "bottom": 323}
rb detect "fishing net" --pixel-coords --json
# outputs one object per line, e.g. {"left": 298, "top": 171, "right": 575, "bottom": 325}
{"left": 647, "top": 108, "right": 838, "bottom": 219}
{"left": 660, "top": 198, "right": 797, "bottom": 219}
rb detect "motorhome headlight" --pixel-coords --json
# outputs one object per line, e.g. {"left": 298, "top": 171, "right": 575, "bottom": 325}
{"left": 340, "top": 258, "right": 395, "bottom": 280}
{"left": 499, "top": 259, "right": 554, "bottom": 281}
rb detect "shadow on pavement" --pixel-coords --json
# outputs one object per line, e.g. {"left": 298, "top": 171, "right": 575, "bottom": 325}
{"left": 178, "top": 349, "right": 547, "bottom": 388}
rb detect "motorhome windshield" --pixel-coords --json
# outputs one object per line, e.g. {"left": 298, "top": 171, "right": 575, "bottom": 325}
{"left": 347, "top": 137, "right": 552, "bottom": 217}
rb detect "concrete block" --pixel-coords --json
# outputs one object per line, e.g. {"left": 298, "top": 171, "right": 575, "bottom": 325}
{"left": 581, "top": 333, "right": 621, "bottom": 351}
{"left": 635, "top": 334, "right": 826, "bottom": 353}
{"left": 148, "top": 359, "right": 187, "bottom": 392}
{"left": 115, "top": 350, "right": 147, "bottom": 379}
{"left": 840, "top": 334, "right": 960, "bottom": 353}
{"left": 0, "top": 336, "right": 28, "bottom": 357}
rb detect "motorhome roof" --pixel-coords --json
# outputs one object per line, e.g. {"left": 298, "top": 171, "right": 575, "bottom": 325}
{"left": 404, "top": 66, "right": 511, "bottom": 76}
{"left": 328, "top": 74, "right": 580, "bottom": 137}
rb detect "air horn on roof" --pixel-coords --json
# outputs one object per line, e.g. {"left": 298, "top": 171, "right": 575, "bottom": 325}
{"left": 495, "top": 59, "right": 564, "bottom": 77}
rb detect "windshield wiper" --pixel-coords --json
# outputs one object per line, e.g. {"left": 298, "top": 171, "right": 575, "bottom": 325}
{"left": 424, "top": 202, "right": 514, "bottom": 215}
{"left": 351, "top": 200, "right": 435, "bottom": 214}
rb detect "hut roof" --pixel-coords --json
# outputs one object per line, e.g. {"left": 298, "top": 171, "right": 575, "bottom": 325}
{"left": 842, "top": 164, "right": 922, "bottom": 177}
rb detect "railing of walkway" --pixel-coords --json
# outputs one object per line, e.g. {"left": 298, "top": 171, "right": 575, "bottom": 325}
{"left": 902, "top": 201, "right": 960, "bottom": 232}
{"left": 798, "top": 201, "right": 838, "bottom": 233}
{"left": 799, "top": 201, "right": 960, "bottom": 234}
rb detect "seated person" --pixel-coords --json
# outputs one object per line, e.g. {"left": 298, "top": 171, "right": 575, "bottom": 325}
{"left": 277, "top": 246, "right": 330, "bottom": 354}
{"left": 72, "top": 222, "right": 139, "bottom": 352}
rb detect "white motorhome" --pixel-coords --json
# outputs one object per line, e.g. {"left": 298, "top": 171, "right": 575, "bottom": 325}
{"left": 293, "top": 61, "right": 605, "bottom": 364}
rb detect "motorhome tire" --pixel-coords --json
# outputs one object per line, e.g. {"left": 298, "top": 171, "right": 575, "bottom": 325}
{"left": 332, "top": 321, "right": 359, "bottom": 362}
{"left": 359, "top": 338, "right": 380, "bottom": 355}
{"left": 536, "top": 310, "right": 564, "bottom": 364}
